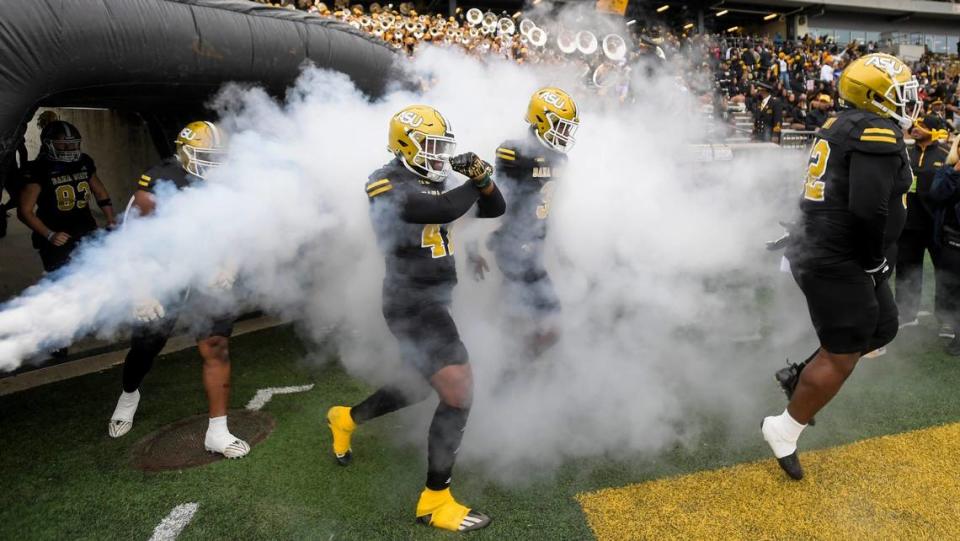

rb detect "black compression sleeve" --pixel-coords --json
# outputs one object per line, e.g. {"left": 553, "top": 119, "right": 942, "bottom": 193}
{"left": 476, "top": 182, "right": 506, "bottom": 218}
{"left": 848, "top": 152, "right": 900, "bottom": 270}
{"left": 400, "top": 181, "right": 481, "bottom": 224}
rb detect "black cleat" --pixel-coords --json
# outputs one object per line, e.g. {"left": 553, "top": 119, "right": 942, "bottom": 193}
{"left": 776, "top": 452, "right": 804, "bottom": 480}
{"left": 947, "top": 335, "right": 960, "bottom": 357}
{"left": 775, "top": 360, "right": 815, "bottom": 426}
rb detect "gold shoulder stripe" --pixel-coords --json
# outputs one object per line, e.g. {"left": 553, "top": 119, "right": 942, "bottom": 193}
{"left": 497, "top": 147, "right": 516, "bottom": 155}
{"left": 366, "top": 178, "right": 391, "bottom": 192}
{"left": 368, "top": 185, "right": 393, "bottom": 198}
{"left": 860, "top": 135, "right": 898, "bottom": 144}
{"left": 822, "top": 117, "right": 837, "bottom": 130}
{"left": 140, "top": 174, "right": 151, "bottom": 181}
{"left": 862, "top": 127, "right": 895, "bottom": 136}
{"left": 138, "top": 180, "right": 151, "bottom": 187}
{"left": 496, "top": 153, "right": 516, "bottom": 161}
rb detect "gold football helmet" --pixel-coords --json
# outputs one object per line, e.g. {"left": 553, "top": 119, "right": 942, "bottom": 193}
{"left": 526, "top": 87, "right": 579, "bottom": 153}
{"left": 175, "top": 121, "right": 227, "bottom": 179}
{"left": 387, "top": 105, "right": 456, "bottom": 182}
{"left": 838, "top": 53, "right": 920, "bottom": 129}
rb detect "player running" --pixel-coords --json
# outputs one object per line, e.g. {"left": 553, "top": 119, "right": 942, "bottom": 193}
{"left": 107, "top": 121, "right": 250, "bottom": 459}
{"left": 468, "top": 87, "right": 578, "bottom": 357}
{"left": 764, "top": 53, "right": 919, "bottom": 480}
{"left": 326, "top": 105, "right": 505, "bottom": 532}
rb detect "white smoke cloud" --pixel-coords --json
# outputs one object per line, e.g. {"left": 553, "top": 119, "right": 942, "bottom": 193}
{"left": 0, "top": 41, "right": 815, "bottom": 479}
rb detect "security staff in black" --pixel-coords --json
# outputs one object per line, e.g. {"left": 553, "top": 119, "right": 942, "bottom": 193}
{"left": 326, "top": 105, "right": 504, "bottom": 534}
{"left": 109, "top": 121, "right": 250, "bottom": 460}
{"left": 753, "top": 82, "right": 783, "bottom": 143}
{"left": 895, "top": 114, "right": 950, "bottom": 325}
{"left": 763, "top": 52, "right": 921, "bottom": 482}
{"left": 17, "top": 121, "right": 116, "bottom": 272}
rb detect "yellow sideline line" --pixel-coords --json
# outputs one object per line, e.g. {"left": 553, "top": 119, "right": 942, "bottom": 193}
{"left": 577, "top": 422, "right": 960, "bottom": 540}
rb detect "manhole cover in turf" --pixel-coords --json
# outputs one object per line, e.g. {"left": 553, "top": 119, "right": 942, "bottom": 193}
{"left": 131, "top": 409, "right": 275, "bottom": 472}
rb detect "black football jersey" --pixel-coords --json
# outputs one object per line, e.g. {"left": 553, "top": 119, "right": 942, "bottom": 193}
{"left": 787, "top": 109, "right": 913, "bottom": 268}
{"left": 136, "top": 157, "right": 198, "bottom": 193}
{"left": 365, "top": 160, "right": 457, "bottom": 287}
{"left": 489, "top": 134, "right": 567, "bottom": 279}
{"left": 904, "top": 142, "right": 949, "bottom": 231}
{"left": 22, "top": 153, "right": 98, "bottom": 236}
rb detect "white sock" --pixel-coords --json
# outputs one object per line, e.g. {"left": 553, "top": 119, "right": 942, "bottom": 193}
{"left": 207, "top": 415, "right": 229, "bottom": 438}
{"left": 118, "top": 389, "right": 140, "bottom": 406}
{"left": 763, "top": 409, "right": 807, "bottom": 458}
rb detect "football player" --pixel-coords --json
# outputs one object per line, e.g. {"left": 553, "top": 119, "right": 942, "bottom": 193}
{"left": 468, "top": 87, "right": 578, "bottom": 357}
{"left": 326, "top": 105, "right": 505, "bottom": 532}
{"left": 17, "top": 120, "right": 116, "bottom": 272}
{"left": 765, "top": 53, "right": 918, "bottom": 480}
{"left": 107, "top": 121, "right": 250, "bottom": 459}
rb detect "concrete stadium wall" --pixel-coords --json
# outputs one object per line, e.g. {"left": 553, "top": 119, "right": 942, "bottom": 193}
{"left": 23, "top": 108, "right": 160, "bottom": 220}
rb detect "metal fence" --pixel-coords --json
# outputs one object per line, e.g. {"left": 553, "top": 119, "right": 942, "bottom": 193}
{"left": 779, "top": 129, "right": 817, "bottom": 149}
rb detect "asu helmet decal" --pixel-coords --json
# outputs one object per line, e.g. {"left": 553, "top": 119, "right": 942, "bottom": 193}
{"left": 838, "top": 53, "right": 920, "bottom": 129}
{"left": 388, "top": 105, "right": 456, "bottom": 182}
{"left": 175, "top": 121, "right": 227, "bottom": 180}
{"left": 526, "top": 87, "right": 579, "bottom": 153}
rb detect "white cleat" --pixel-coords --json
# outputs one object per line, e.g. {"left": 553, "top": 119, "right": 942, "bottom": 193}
{"left": 108, "top": 390, "right": 140, "bottom": 438}
{"left": 204, "top": 430, "right": 251, "bottom": 459}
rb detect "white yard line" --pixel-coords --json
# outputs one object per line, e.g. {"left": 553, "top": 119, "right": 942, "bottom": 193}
{"left": 245, "top": 384, "right": 314, "bottom": 411}
{"left": 148, "top": 502, "right": 199, "bottom": 541}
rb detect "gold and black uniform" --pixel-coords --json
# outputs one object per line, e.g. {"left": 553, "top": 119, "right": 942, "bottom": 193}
{"left": 129, "top": 157, "right": 234, "bottom": 343}
{"left": 895, "top": 140, "right": 949, "bottom": 321}
{"left": 754, "top": 95, "right": 783, "bottom": 142}
{"left": 366, "top": 159, "right": 505, "bottom": 377}
{"left": 22, "top": 153, "right": 98, "bottom": 271}
{"left": 785, "top": 109, "right": 913, "bottom": 353}
{"left": 490, "top": 135, "right": 566, "bottom": 317}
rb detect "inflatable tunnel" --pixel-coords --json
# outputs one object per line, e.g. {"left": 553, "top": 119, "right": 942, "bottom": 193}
{"left": 0, "top": 0, "right": 399, "bottom": 161}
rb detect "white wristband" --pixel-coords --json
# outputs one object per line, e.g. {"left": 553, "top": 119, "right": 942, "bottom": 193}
{"left": 46, "top": 231, "right": 55, "bottom": 241}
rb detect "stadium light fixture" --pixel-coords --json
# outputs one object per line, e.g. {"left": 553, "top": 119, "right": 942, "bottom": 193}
{"left": 763, "top": 13, "right": 778, "bottom": 21}
{"left": 726, "top": 25, "right": 739, "bottom": 32}
{"left": 716, "top": 9, "right": 728, "bottom": 17}
{"left": 656, "top": 5, "right": 670, "bottom": 13}
{"left": 683, "top": 23, "right": 694, "bottom": 30}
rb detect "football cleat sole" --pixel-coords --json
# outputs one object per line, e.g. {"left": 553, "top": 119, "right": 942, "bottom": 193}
{"left": 108, "top": 420, "right": 133, "bottom": 438}
{"left": 417, "top": 510, "right": 491, "bottom": 532}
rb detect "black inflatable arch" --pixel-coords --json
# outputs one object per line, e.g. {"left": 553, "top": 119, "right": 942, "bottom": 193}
{"left": 0, "top": 0, "right": 399, "bottom": 160}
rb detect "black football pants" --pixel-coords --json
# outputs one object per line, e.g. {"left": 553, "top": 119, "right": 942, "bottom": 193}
{"left": 895, "top": 228, "right": 942, "bottom": 322}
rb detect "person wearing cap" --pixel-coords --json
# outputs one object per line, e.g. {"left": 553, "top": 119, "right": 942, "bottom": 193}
{"left": 895, "top": 114, "right": 951, "bottom": 330}
{"left": 926, "top": 135, "right": 960, "bottom": 353}
{"left": 804, "top": 94, "right": 833, "bottom": 131}
{"left": 752, "top": 81, "right": 783, "bottom": 143}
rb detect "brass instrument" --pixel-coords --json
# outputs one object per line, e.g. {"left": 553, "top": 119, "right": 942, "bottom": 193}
{"left": 465, "top": 8, "right": 483, "bottom": 26}
{"left": 498, "top": 17, "right": 515, "bottom": 36}
{"left": 602, "top": 34, "right": 627, "bottom": 61}
{"left": 576, "top": 31, "right": 598, "bottom": 55}
{"left": 557, "top": 29, "right": 577, "bottom": 54}
{"left": 528, "top": 27, "right": 547, "bottom": 47}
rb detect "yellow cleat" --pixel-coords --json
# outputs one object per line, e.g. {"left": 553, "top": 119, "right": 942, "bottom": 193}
{"left": 326, "top": 406, "right": 356, "bottom": 466}
{"left": 415, "top": 487, "right": 491, "bottom": 532}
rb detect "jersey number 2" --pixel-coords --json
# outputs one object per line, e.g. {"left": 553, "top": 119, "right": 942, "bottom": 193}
{"left": 55, "top": 182, "right": 90, "bottom": 211}
{"left": 422, "top": 224, "right": 452, "bottom": 258}
{"left": 803, "top": 139, "right": 830, "bottom": 202}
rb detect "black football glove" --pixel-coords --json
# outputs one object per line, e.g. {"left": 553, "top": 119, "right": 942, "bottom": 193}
{"left": 451, "top": 152, "right": 493, "bottom": 185}
{"left": 865, "top": 259, "right": 893, "bottom": 288}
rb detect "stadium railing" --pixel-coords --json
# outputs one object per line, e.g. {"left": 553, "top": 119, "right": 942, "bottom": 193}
{"left": 780, "top": 129, "right": 817, "bottom": 149}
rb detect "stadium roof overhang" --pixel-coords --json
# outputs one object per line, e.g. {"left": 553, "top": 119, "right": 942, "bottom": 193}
{"left": 707, "top": 0, "right": 960, "bottom": 19}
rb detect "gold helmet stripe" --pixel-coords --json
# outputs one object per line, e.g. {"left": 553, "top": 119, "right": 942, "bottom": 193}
{"left": 203, "top": 121, "right": 222, "bottom": 146}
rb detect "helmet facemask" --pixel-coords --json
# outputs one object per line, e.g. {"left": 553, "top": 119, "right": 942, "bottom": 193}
{"left": 876, "top": 76, "right": 920, "bottom": 130}
{"left": 537, "top": 112, "right": 578, "bottom": 153}
{"left": 44, "top": 137, "right": 81, "bottom": 162}
{"left": 403, "top": 131, "right": 456, "bottom": 182}
{"left": 179, "top": 144, "right": 227, "bottom": 180}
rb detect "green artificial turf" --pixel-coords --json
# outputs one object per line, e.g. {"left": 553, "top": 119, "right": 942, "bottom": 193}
{"left": 2, "top": 287, "right": 960, "bottom": 541}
